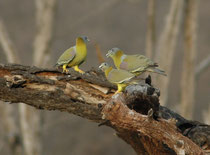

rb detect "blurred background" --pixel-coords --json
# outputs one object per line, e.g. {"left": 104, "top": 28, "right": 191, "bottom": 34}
{"left": 0, "top": 0, "right": 209, "bottom": 155}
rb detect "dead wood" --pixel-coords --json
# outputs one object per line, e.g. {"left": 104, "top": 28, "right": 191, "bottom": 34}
{"left": 0, "top": 63, "right": 209, "bottom": 154}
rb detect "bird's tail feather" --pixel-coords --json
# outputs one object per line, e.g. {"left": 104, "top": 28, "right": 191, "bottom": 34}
{"left": 146, "top": 67, "right": 167, "bottom": 76}
{"left": 127, "top": 77, "right": 145, "bottom": 85}
{"left": 54, "top": 63, "right": 60, "bottom": 67}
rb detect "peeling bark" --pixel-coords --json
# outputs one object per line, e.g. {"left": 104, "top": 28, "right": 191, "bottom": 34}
{"left": 0, "top": 64, "right": 209, "bottom": 154}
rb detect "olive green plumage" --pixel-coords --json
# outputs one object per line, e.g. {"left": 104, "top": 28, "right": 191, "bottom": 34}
{"left": 106, "top": 47, "right": 166, "bottom": 76}
{"left": 99, "top": 62, "right": 136, "bottom": 94}
{"left": 55, "top": 36, "right": 89, "bottom": 74}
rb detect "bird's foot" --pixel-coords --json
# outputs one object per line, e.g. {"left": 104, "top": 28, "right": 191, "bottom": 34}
{"left": 77, "top": 69, "right": 85, "bottom": 74}
{"left": 114, "top": 91, "right": 122, "bottom": 95}
{"left": 62, "top": 68, "right": 69, "bottom": 74}
{"left": 62, "top": 65, "right": 69, "bottom": 74}
{"left": 74, "top": 66, "right": 85, "bottom": 74}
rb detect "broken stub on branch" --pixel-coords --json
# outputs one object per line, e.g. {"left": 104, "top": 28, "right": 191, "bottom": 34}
{"left": 0, "top": 64, "right": 209, "bottom": 154}
{"left": 101, "top": 84, "right": 206, "bottom": 154}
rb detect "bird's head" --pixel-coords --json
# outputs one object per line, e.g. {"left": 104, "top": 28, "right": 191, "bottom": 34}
{"left": 77, "top": 36, "right": 90, "bottom": 44}
{"left": 106, "top": 47, "right": 123, "bottom": 58}
{"left": 99, "top": 62, "right": 110, "bottom": 72}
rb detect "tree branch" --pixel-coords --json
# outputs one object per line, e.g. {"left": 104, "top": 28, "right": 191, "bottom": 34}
{"left": 0, "top": 64, "right": 113, "bottom": 122}
{"left": 0, "top": 64, "right": 209, "bottom": 154}
{"left": 102, "top": 93, "right": 204, "bottom": 154}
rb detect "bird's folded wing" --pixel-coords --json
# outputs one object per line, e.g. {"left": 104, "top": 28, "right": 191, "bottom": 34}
{"left": 56, "top": 46, "right": 76, "bottom": 65}
{"left": 122, "top": 55, "right": 155, "bottom": 72}
{"left": 107, "top": 69, "right": 135, "bottom": 84}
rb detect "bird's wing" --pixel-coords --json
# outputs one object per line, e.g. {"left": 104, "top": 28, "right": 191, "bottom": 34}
{"left": 56, "top": 46, "right": 76, "bottom": 66}
{"left": 107, "top": 69, "right": 135, "bottom": 84}
{"left": 121, "top": 55, "right": 156, "bottom": 72}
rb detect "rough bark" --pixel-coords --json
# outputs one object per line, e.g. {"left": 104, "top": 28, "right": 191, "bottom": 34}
{"left": 0, "top": 64, "right": 209, "bottom": 154}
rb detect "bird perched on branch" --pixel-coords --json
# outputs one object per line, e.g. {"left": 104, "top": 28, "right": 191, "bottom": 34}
{"left": 99, "top": 62, "right": 136, "bottom": 94}
{"left": 55, "top": 36, "right": 89, "bottom": 74}
{"left": 106, "top": 47, "right": 166, "bottom": 76}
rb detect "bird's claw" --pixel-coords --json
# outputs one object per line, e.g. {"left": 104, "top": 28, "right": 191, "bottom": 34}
{"left": 77, "top": 69, "right": 85, "bottom": 74}
{"left": 114, "top": 91, "right": 121, "bottom": 95}
{"left": 62, "top": 69, "right": 69, "bottom": 74}
{"left": 73, "top": 66, "right": 85, "bottom": 74}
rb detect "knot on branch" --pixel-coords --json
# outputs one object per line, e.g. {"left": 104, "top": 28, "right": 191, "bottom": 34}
{"left": 5, "top": 75, "right": 26, "bottom": 88}
{"left": 102, "top": 84, "right": 160, "bottom": 122}
{"left": 101, "top": 84, "right": 205, "bottom": 154}
{"left": 124, "top": 84, "right": 160, "bottom": 118}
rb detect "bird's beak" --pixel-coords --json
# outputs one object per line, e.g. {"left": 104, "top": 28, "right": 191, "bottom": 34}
{"left": 99, "top": 64, "right": 102, "bottom": 69}
{"left": 87, "top": 38, "right": 90, "bottom": 42}
{"left": 106, "top": 51, "right": 111, "bottom": 58}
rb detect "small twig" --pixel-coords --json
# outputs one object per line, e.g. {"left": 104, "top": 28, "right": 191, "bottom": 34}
{"left": 195, "top": 54, "right": 210, "bottom": 78}
{"left": 94, "top": 43, "right": 105, "bottom": 64}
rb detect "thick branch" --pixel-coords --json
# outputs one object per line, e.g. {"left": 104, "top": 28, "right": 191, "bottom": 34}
{"left": 102, "top": 93, "right": 204, "bottom": 154}
{"left": 0, "top": 64, "right": 114, "bottom": 122}
{"left": 0, "top": 64, "right": 209, "bottom": 154}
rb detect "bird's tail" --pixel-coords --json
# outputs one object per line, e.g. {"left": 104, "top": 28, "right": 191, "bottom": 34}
{"left": 54, "top": 63, "right": 60, "bottom": 67}
{"left": 126, "top": 76, "right": 145, "bottom": 85}
{"left": 146, "top": 67, "right": 167, "bottom": 76}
